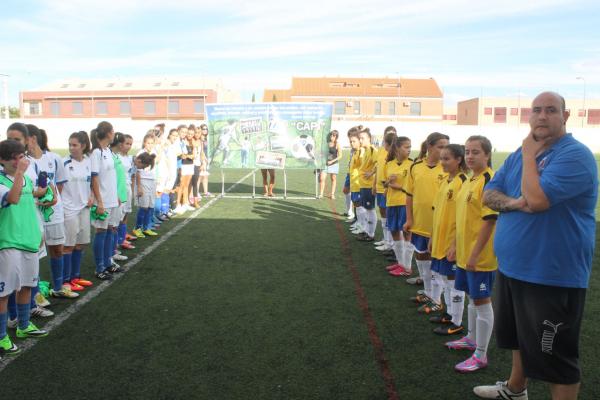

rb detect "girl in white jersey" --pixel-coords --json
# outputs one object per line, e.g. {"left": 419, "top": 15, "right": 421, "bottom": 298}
{"left": 155, "top": 129, "right": 178, "bottom": 220}
{"left": 90, "top": 122, "right": 121, "bottom": 280}
{"left": 26, "top": 125, "right": 79, "bottom": 300}
{"left": 59, "top": 131, "right": 94, "bottom": 292}
{"left": 133, "top": 134, "right": 159, "bottom": 238}
{"left": 115, "top": 134, "right": 136, "bottom": 250}
{"left": 109, "top": 133, "right": 134, "bottom": 262}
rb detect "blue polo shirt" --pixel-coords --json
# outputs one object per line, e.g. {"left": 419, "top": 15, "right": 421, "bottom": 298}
{"left": 486, "top": 134, "right": 597, "bottom": 288}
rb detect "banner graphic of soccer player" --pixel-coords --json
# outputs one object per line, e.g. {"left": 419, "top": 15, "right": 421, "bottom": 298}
{"left": 205, "top": 103, "right": 332, "bottom": 169}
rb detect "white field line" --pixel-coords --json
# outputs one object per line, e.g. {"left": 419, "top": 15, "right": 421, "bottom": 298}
{"left": 0, "top": 170, "right": 254, "bottom": 371}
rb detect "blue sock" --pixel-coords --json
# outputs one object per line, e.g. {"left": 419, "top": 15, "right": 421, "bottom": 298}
{"left": 63, "top": 253, "right": 73, "bottom": 283}
{"left": 143, "top": 208, "right": 152, "bottom": 230}
{"left": 104, "top": 229, "right": 114, "bottom": 270}
{"left": 0, "top": 312, "right": 7, "bottom": 339}
{"left": 118, "top": 223, "right": 127, "bottom": 244}
{"left": 50, "top": 257, "right": 64, "bottom": 291}
{"left": 71, "top": 249, "right": 83, "bottom": 279}
{"left": 30, "top": 285, "right": 39, "bottom": 308}
{"left": 135, "top": 208, "right": 146, "bottom": 229}
{"left": 113, "top": 228, "right": 119, "bottom": 254}
{"left": 94, "top": 231, "right": 106, "bottom": 274}
{"left": 154, "top": 198, "right": 162, "bottom": 216}
{"left": 161, "top": 194, "right": 170, "bottom": 214}
{"left": 17, "top": 302, "right": 31, "bottom": 330}
{"left": 8, "top": 292, "right": 17, "bottom": 320}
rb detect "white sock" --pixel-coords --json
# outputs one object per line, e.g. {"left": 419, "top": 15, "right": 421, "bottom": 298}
{"left": 431, "top": 271, "right": 443, "bottom": 304}
{"left": 402, "top": 241, "right": 414, "bottom": 271}
{"left": 345, "top": 193, "right": 352, "bottom": 215}
{"left": 466, "top": 300, "right": 477, "bottom": 342}
{"left": 475, "top": 302, "right": 494, "bottom": 359}
{"left": 356, "top": 207, "right": 366, "bottom": 231}
{"left": 416, "top": 259, "right": 432, "bottom": 297}
{"left": 367, "top": 209, "right": 377, "bottom": 237}
{"left": 392, "top": 240, "right": 403, "bottom": 265}
{"left": 449, "top": 286, "right": 465, "bottom": 326}
{"left": 380, "top": 218, "right": 387, "bottom": 243}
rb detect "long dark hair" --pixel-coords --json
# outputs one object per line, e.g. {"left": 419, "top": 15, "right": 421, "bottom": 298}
{"left": 136, "top": 151, "right": 156, "bottom": 170}
{"left": 443, "top": 144, "right": 468, "bottom": 173}
{"left": 326, "top": 130, "right": 339, "bottom": 143}
{"left": 92, "top": 121, "right": 114, "bottom": 150}
{"left": 69, "top": 131, "right": 91, "bottom": 156}
{"left": 25, "top": 124, "right": 44, "bottom": 151}
{"left": 386, "top": 136, "right": 411, "bottom": 163}
{"left": 417, "top": 132, "right": 449, "bottom": 160}
{"left": 111, "top": 132, "right": 126, "bottom": 148}
{"left": 466, "top": 135, "right": 493, "bottom": 168}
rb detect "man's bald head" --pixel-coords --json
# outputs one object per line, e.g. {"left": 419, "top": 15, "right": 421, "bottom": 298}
{"left": 533, "top": 91, "right": 566, "bottom": 113}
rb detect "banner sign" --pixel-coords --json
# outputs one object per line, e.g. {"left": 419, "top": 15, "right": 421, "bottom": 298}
{"left": 205, "top": 102, "right": 333, "bottom": 169}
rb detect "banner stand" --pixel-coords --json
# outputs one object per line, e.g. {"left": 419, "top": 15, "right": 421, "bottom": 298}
{"left": 217, "top": 169, "right": 319, "bottom": 200}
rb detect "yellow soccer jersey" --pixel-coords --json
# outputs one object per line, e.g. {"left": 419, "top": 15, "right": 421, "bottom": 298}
{"left": 384, "top": 158, "right": 411, "bottom": 207}
{"left": 358, "top": 145, "right": 377, "bottom": 189}
{"left": 375, "top": 147, "right": 389, "bottom": 193}
{"left": 349, "top": 148, "right": 362, "bottom": 192}
{"left": 430, "top": 173, "right": 467, "bottom": 260}
{"left": 455, "top": 167, "right": 498, "bottom": 272}
{"left": 405, "top": 160, "right": 446, "bottom": 237}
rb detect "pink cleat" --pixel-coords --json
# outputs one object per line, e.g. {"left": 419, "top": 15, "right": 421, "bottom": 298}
{"left": 386, "top": 263, "right": 405, "bottom": 271}
{"left": 455, "top": 353, "right": 488, "bottom": 373}
{"left": 388, "top": 265, "right": 411, "bottom": 276}
{"left": 445, "top": 336, "right": 476, "bottom": 351}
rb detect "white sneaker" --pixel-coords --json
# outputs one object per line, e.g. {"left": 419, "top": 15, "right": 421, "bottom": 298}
{"left": 473, "top": 381, "right": 528, "bottom": 399}
{"left": 346, "top": 216, "right": 355, "bottom": 223}
{"left": 31, "top": 306, "right": 55, "bottom": 318}
{"left": 375, "top": 244, "right": 391, "bottom": 251}
{"left": 7, "top": 318, "right": 18, "bottom": 329}
{"left": 34, "top": 292, "right": 51, "bottom": 308}
{"left": 373, "top": 240, "right": 385, "bottom": 246}
{"left": 351, "top": 229, "right": 363, "bottom": 235}
{"left": 113, "top": 253, "right": 128, "bottom": 261}
{"left": 174, "top": 206, "right": 185, "bottom": 214}
{"left": 185, "top": 204, "right": 195, "bottom": 211}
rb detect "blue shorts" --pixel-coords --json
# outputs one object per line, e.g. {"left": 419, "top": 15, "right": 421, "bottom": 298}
{"left": 351, "top": 191, "right": 361, "bottom": 203}
{"left": 454, "top": 268, "right": 496, "bottom": 299}
{"left": 376, "top": 193, "right": 386, "bottom": 208}
{"left": 386, "top": 206, "right": 406, "bottom": 233}
{"left": 344, "top": 174, "right": 350, "bottom": 188}
{"left": 411, "top": 233, "right": 430, "bottom": 253}
{"left": 360, "top": 188, "right": 375, "bottom": 210}
{"left": 431, "top": 257, "right": 457, "bottom": 277}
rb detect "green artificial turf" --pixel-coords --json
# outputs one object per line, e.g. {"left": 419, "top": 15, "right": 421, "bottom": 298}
{"left": 1, "top": 157, "right": 599, "bottom": 399}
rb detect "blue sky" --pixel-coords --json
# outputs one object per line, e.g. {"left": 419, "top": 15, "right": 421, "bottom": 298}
{"left": 1, "top": 0, "right": 599, "bottom": 107}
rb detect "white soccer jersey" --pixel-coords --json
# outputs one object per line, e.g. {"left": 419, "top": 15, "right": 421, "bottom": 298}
{"left": 136, "top": 150, "right": 156, "bottom": 181}
{"left": 30, "top": 151, "right": 67, "bottom": 225}
{"left": 118, "top": 154, "right": 134, "bottom": 185}
{"left": 90, "top": 147, "right": 118, "bottom": 208}
{"left": 61, "top": 155, "right": 92, "bottom": 219}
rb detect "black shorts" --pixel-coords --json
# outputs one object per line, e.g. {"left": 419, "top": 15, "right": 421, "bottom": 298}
{"left": 495, "top": 271, "right": 586, "bottom": 384}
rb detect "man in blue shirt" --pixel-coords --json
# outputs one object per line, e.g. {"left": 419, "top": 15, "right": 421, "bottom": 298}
{"left": 474, "top": 92, "right": 598, "bottom": 400}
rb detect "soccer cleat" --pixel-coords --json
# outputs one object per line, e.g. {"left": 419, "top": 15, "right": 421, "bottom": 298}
{"left": 410, "top": 294, "right": 432, "bottom": 304}
{"left": 7, "top": 318, "right": 18, "bottom": 329}
{"left": 156, "top": 214, "right": 168, "bottom": 222}
{"left": 142, "top": 229, "right": 158, "bottom": 237}
{"left": 473, "top": 381, "right": 528, "bottom": 399}
{"left": 455, "top": 353, "right": 488, "bottom": 373}
{"left": 95, "top": 272, "right": 113, "bottom": 281}
{"left": 71, "top": 278, "right": 93, "bottom": 287}
{"left": 375, "top": 244, "right": 392, "bottom": 251}
{"left": 112, "top": 253, "right": 128, "bottom": 261}
{"left": 132, "top": 228, "right": 145, "bottom": 238}
{"left": 357, "top": 234, "right": 374, "bottom": 242}
{"left": 34, "top": 292, "right": 51, "bottom": 308}
{"left": 382, "top": 249, "right": 395, "bottom": 257}
{"left": 373, "top": 240, "right": 386, "bottom": 246}
{"left": 386, "top": 263, "right": 405, "bottom": 271}
{"left": 120, "top": 241, "right": 135, "bottom": 250}
{"left": 433, "top": 323, "right": 464, "bottom": 336}
{"left": 0, "top": 335, "right": 20, "bottom": 356}
{"left": 429, "top": 312, "right": 453, "bottom": 324}
{"left": 16, "top": 322, "right": 48, "bottom": 338}
{"left": 64, "top": 282, "right": 84, "bottom": 292}
{"left": 125, "top": 233, "right": 138, "bottom": 241}
{"left": 106, "top": 262, "right": 122, "bottom": 273}
{"left": 446, "top": 336, "right": 476, "bottom": 351}
{"left": 389, "top": 266, "right": 411, "bottom": 276}
{"left": 30, "top": 306, "right": 54, "bottom": 318}
{"left": 418, "top": 301, "right": 444, "bottom": 314}
{"left": 406, "top": 277, "right": 424, "bottom": 285}
{"left": 50, "top": 287, "right": 79, "bottom": 299}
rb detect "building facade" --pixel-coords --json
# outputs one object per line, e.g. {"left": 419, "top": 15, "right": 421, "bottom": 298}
{"left": 457, "top": 96, "right": 600, "bottom": 127}
{"left": 263, "top": 77, "right": 443, "bottom": 122}
{"left": 19, "top": 78, "right": 238, "bottom": 120}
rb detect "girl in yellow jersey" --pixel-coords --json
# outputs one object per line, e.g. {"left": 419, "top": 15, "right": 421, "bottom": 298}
{"left": 356, "top": 128, "right": 378, "bottom": 241}
{"left": 446, "top": 136, "right": 497, "bottom": 374}
{"left": 348, "top": 130, "right": 363, "bottom": 233}
{"left": 427, "top": 145, "right": 468, "bottom": 334}
{"left": 404, "top": 132, "right": 449, "bottom": 301}
{"left": 343, "top": 126, "right": 361, "bottom": 221}
{"left": 383, "top": 136, "right": 414, "bottom": 277}
{"left": 373, "top": 128, "right": 397, "bottom": 251}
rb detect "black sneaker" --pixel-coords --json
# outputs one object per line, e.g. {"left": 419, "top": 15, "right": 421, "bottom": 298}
{"left": 433, "top": 323, "right": 464, "bottom": 336}
{"left": 429, "top": 312, "right": 453, "bottom": 324}
{"left": 357, "top": 234, "right": 374, "bottom": 242}
{"left": 95, "top": 272, "right": 113, "bottom": 280}
{"left": 106, "top": 263, "right": 122, "bottom": 274}
{"left": 382, "top": 249, "right": 395, "bottom": 256}
{"left": 386, "top": 255, "right": 397, "bottom": 262}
